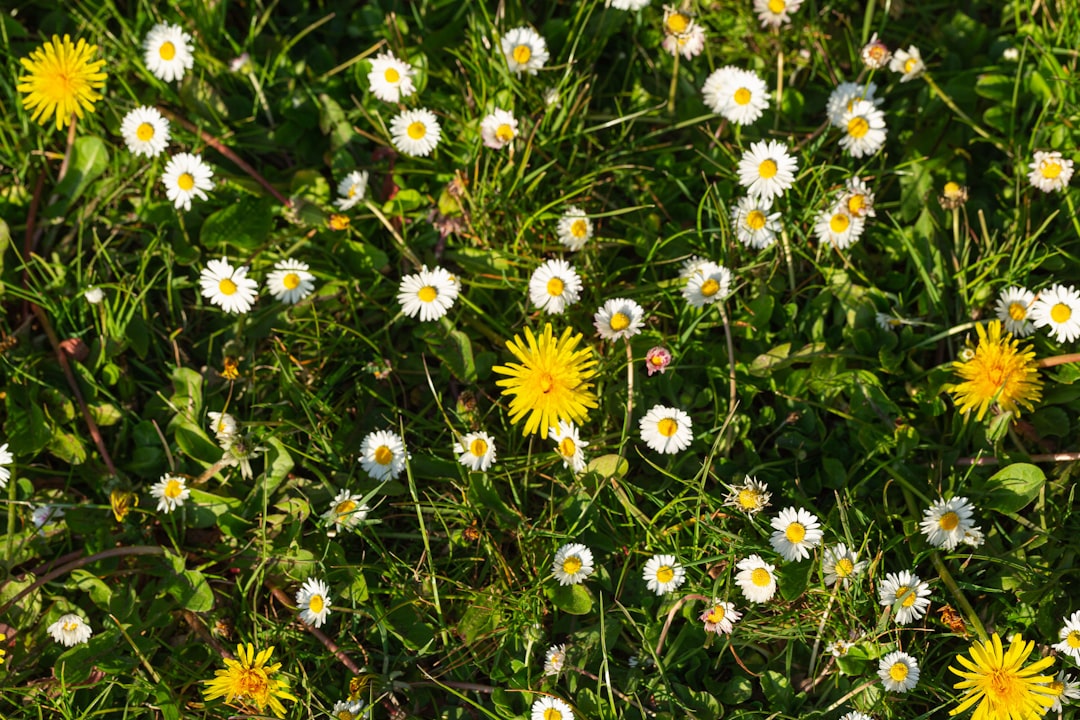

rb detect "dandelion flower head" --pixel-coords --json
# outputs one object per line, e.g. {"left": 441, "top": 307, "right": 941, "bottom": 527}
{"left": 949, "top": 320, "right": 1042, "bottom": 421}
{"left": 17, "top": 34, "right": 107, "bottom": 130}
{"left": 949, "top": 633, "right": 1056, "bottom": 720}
{"left": 203, "top": 643, "right": 298, "bottom": 718}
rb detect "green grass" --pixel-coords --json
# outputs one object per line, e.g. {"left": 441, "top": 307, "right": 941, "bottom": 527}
{"left": 2, "top": 0, "right": 1080, "bottom": 718}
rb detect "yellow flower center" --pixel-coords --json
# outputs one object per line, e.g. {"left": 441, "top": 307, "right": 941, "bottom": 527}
{"left": 890, "top": 662, "right": 909, "bottom": 682}
{"left": 496, "top": 123, "right": 515, "bottom": 142}
{"left": 785, "top": 522, "right": 806, "bottom": 543}
{"left": 159, "top": 41, "right": 176, "bottom": 61}
{"left": 847, "top": 194, "right": 866, "bottom": 214}
{"left": 700, "top": 278, "right": 720, "bottom": 297}
{"left": 136, "top": 122, "right": 155, "bottom": 141}
{"left": 571, "top": 219, "right": 588, "bottom": 238}
{"left": 543, "top": 709, "right": 561, "bottom": 720}
{"left": 650, "top": 354, "right": 665, "bottom": 366}
{"left": 657, "top": 417, "right": 679, "bottom": 437}
{"left": 1041, "top": 160, "right": 1062, "bottom": 179}
{"left": 944, "top": 181, "right": 961, "bottom": 196}
{"left": 64, "top": 620, "right": 80, "bottom": 632}
{"left": 733, "top": 87, "right": 751, "bottom": 105}
{"left": 656, "top": 565, "right": 675, "bottom": 583}
{"left": 418, "top": 285, "right": 438, "bottom": 303}
{"left": 768, "top": 0, "right": 786, "bottom": 12}
{"left": 830, "top": 213, "right": 850, "bottom": 233}
{"left": 407, "top": 121, "right": 426, "bottom": 140}
{"left": 469, "top": 437, "right": 488, "bottom": 457}
{"left": 374, "top": 445, "right": 394, "bottom": 465}
{"left": 282, "top": 273, "right": 301, "bottom": 290}
{"left": 1068, "top": 630, "right": 1080, "bottom": 648}
{"left": 309, "top": 594, "right": 325, "bottom": 614}
{"left": 751, "top": 567, "right": 771, "bottom": 586}
{"left": 338, "top": 712, "right": 355, "bottom": 720}
{"left": 706, "top": 605, "right": 726, "bottom": 623}
{"left": 219, "top": 278, "right": 237, "bottom": 296}
{"left": 847, "top": 116, "right": 870, "bottom": 139}
{"left": 539, "top": 372, "right": 555, "bottom": 393}
{"left": 1051, "top": 302, "right": 1072, "bottom": 323}
{"left": 562, "top": 556, "right": 582, "bottom": 575}
{"left": 385, "top": 67, "right": 400, "bottom": 83}
{"left": 939, "top": 511, "right": 960, "bottom": 531}
{"left": 512, "top": 44, "right": 531, "bottom": 64}
{"left": 559, "top": 437, "right": 577, "bottom": 458}
{"left": 1008, "top": 302, "right": 1027, "bottom": 321}
{"left": 335, "top": 499, "right": 357, "bottom": 518}
{"left": 1050, "top": 680, "right": 1064, "bottom": 696}
{"left": 835, "top": 557, "right": 854, "bottom": 577}
{"left": 164, "top": 479, "right": 184, "bottom": 499}
{"left": 758, "top": 159, "right": 778, "bottom": 179}
{"left": 666, "top": 13, "right": 690, "bottom": 34}
{"left": 896, "top": 585, "right": 917, "bottom": 607}
{"left": 234, "top": 667, "right": 271, "bottom": 702}
{"left": 177, "top": 172, "right": 195, "bottom": 191}
{"left": 546, "top": 277, "right": 565, "bottom": 297}
{"left": 738, "top": 489, "right": 759, "bottom": 509}
{"left": 746, "top": 210, "right": 767, "bottom": 230}
{"left": 904, "top": 57, "right": 918, "bottom": 73}
{"left": 610, "top": 312, "right": 630, "bottom": 331}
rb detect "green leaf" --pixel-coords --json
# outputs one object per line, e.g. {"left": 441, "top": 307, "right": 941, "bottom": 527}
{"left": 383, "top": 188, "right": 425, "bottom": 214}
{"left": 161, "top": 550, "right": 215, "bottom": 612}
{"left": 584, "top": 454, "right": 629, "bottom": 480}
{"left": 979, "top": 462, "right": 1045, "bottom": 514}
{"left": 71, "top": 569, "right": 113, "bottom": 609}
{"left": 6, "top": 384, "right": 51, "bottom": 454}
{"left": 458, "top": 598, "right": 503, "bottom": 645}
{"left": 760, "top": 670, "right": 795, "bottom": 712}
{"left": 200, "top": 198, "right": 275, "bottom": 251}
{"left": 169, "top": 366, "right": 203, "bottom": 417}
{"left": 173, "top": 420, "right": 222, "bottom": 466}
{"left": 546, "top": 583, "right": 593, "bottom": 615}
{"left": 263, "top": 437, "right": 295, "bottom": 497}
{"left": 47, "top": 427, "right": 88, "bottom": 465}
{"left": 419, "top": 327, "right": 476, "bottom": 382}
{"left": 44, "top": 136, "right": 109, "bottom": 219}
{"left": 776, "top": 559, "right": 811, "bottom": 601}
{"left": 720, "top": 674, "right": 754, "bottom": 704}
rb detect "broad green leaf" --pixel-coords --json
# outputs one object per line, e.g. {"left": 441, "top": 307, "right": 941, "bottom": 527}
{"left": 760, "top": 670, "right": 795, "bottom": 712}
{"left": 585, "top": 454, "right": 629, "bottom": 480}
{"left": 71, "top": 569, "right": 113, "bottom": 609}
{"left": 979, "top": 462, "right": 1045, "bottom": 514}
{"left": 44, "top": 136, "right": 109, "bottom": 219}
{"left": 263, "top": 437, "right": 295, "bottom": 497}
{"left": 458, "top": 599, "right": 502, "bottom": 645}
{"left": 777, "top": 559, "right": 811, "bottom": 601}
{"left": 6, "top": 384, "right": 51, "bottom": 454}
{"left": 47, "top": 428, "right": 88, "bottom": 465}
{"left": 546, "top": 583, "right": 593, "bottom": 615}
{"left": 161, "top": 550, "right": 214, "bottom": 612}
{"left": 173, "top": 420, "right": 222, "bottom": 465}
{"left": 200, "top": 198, "right": 275, "bottom": 251}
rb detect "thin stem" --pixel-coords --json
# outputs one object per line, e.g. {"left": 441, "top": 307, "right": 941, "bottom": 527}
{"left": 267, "top": 585, "right": 362, "bottom": 674}
{"left": 1038, "top": 352, "right": 1080, "bottom": 369}
{"left": 957, "top": 451, "right": 1080, "bottom": 467}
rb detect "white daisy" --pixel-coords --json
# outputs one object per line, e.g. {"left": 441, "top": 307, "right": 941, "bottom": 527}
{"left": 143, "top": 23, "right": 194, "bottom": 83}
{"left": 877, "top": 570, "right": 931, "bottom": 625}
{"left": 367, "top": 51, "right": 416, "bottom": 103}
{"left": 961, "top": 526, "right": 985, "bottom": 547}
{"left": 543, "top": 644, "right": 567, "bottom": 675}
{"left": 47, "top": 613, "right": 93, "bottom": 647}
{"left": 919, "top": 496, "right": 977, "bottom": 551}
{"left": 453, "top": 431, "right": 496, "bottom": 472}
{"left": 1049, "top": 669, "right": 1080, "bottom": 712}
{"left": 878, "top": 651, "right": 920, "bottom": 693}
{"left": 813, "top": 203, "right": 865, "bottom": 250}
{"left": 397, "top": 265, "right": 460, "bottom": 322}
{"left": 1054, "top": 610, "right": 1080, "bottom": 661}
{"left": 295, "top": 577, "right": 332, "bottom": 628}
{"left": 593, "top": 298, "right": 645, "bottom": 340}
{"left": 731, "top": 195, "right": 782, "bottom": 249}
{"left": 861, "top": 33, "right": 892, "bottom": 69}
{"left": 334, "top": 170, "right": 369, "bottom": 211}
{"left": 699, "top": 599, "right": 741, "bottom": 636}
{"left": 889, "top": 46, "right": 925, "bottom": 82}
{"left": 679, "top": 255, "right": 712, "bottom": 279}
{"left": 701, "top": 67, "right": 770, "bottom": 126}
{"left": 207, "top": 411, "right": 238, "bottom": 446}
{"left": 530, "top": 697, "right": 573, "bottom": 720}
{"left": 552, "top": 543, "right": 595, "bottom": 586}
{"left": 839, "top": 100, "right": 888, "bottom": 158}
{"left": 323, "top": 489, "right": 369, "bottom": 536}
{"left": 150, "top": 473, "right": 190, "bottom": 513}
{"left": 682, "top": 261, "right": 732, "bottom": 308}
{"left": 768, "top": 506, "right": 823, "bottom": 562}
{"left": 480, "top": 108, "right": 518, "bottom": 150}
{"left": 737, "top": 140, "right": 798, "bottom": 202}
{"left": 265, "top": 259, "right": 315, "bottom": 305}
{"left": 330, "top": 701, "right": 366, "bottom": 720}
{"left": 661, "top": 22, "right": 706, "bottom": 60}
{"left": 556, "top": 206, "right": 593, "bottom": 251}
{"left": 826, "top": 81, "right": 881, "bottom": 128}
{"left": 639, "top": 405, "right": 693, "bottom": 454}
{"left": 821, "top": 543, "right": 867, "bottom": 587}
{"left": 735, "top": 554, "right": 778, "bottom": 604}
{"left": 1028, "top": 150, "right": 1074, "bottom": 193}
{"left": 529, "top": 259, "right": 582, "bottom": 315}
{"left": 642, "top": 553, "right": 686, "bottom": 596}
{"left": 501, "top": 27, "right": 549, "bottom": 76}
{"left": 161, "top": 152, "right": 214, "bottom": 211}
{"left": 610, "top": 0, "right": 651, "bottom": 9}
{"left": 359, "top": 429, "right": 408, "bottom": 482}
{"left": 84, "top": 287, "right": 104, "bottom": 304}
{"left": 840, "top": 177, "right": 876, "bottom": 218}
{"left": 839, "top": 713, "right": 872, "bottom": 720}
{"left": 723, "top": 476, "right": 771, "bottom": 516}
{"left": 550, "top": 420, "right": 588, "bottom": 473}
{"left": 32, "top": 504, "right": 64, "bottom": 530}
{"left": 1031, "top": 283, "right": 1080, "bottom": 342}
{"left": 753, "top": 0, "right": 804, "bottom": 28}
{"left": 390, "top": 108, "right": 441, "bottom": 157}
{"left": 199, "top": 258, "right": 258, "bottom": 314}
{"left": 0, "top": 442, "right": 12, "bottom": 489}
{"left": 119, "top": 106, "right": 170, "bottom": 157}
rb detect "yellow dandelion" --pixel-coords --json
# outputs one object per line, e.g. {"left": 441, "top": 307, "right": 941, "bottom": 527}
{"left": 949, "top": 633, "right": 1057, "bottom": 720}
{"left": 16, "top": 35, "right": 107, "bottom": 130}
{"left": 0, "top": 632, "right": 6, "bottom": 665}
{"left": 110, "top": 488, "right": 138, "bottom": 522}
{"left": 948, "top": 320, "right": 1042, "bottom": 421}
{"left": 493, "top": 324, "right": 598, "bottom": 437}
{"left": 203, "top": 643, "right": 298, "bottom": 718}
